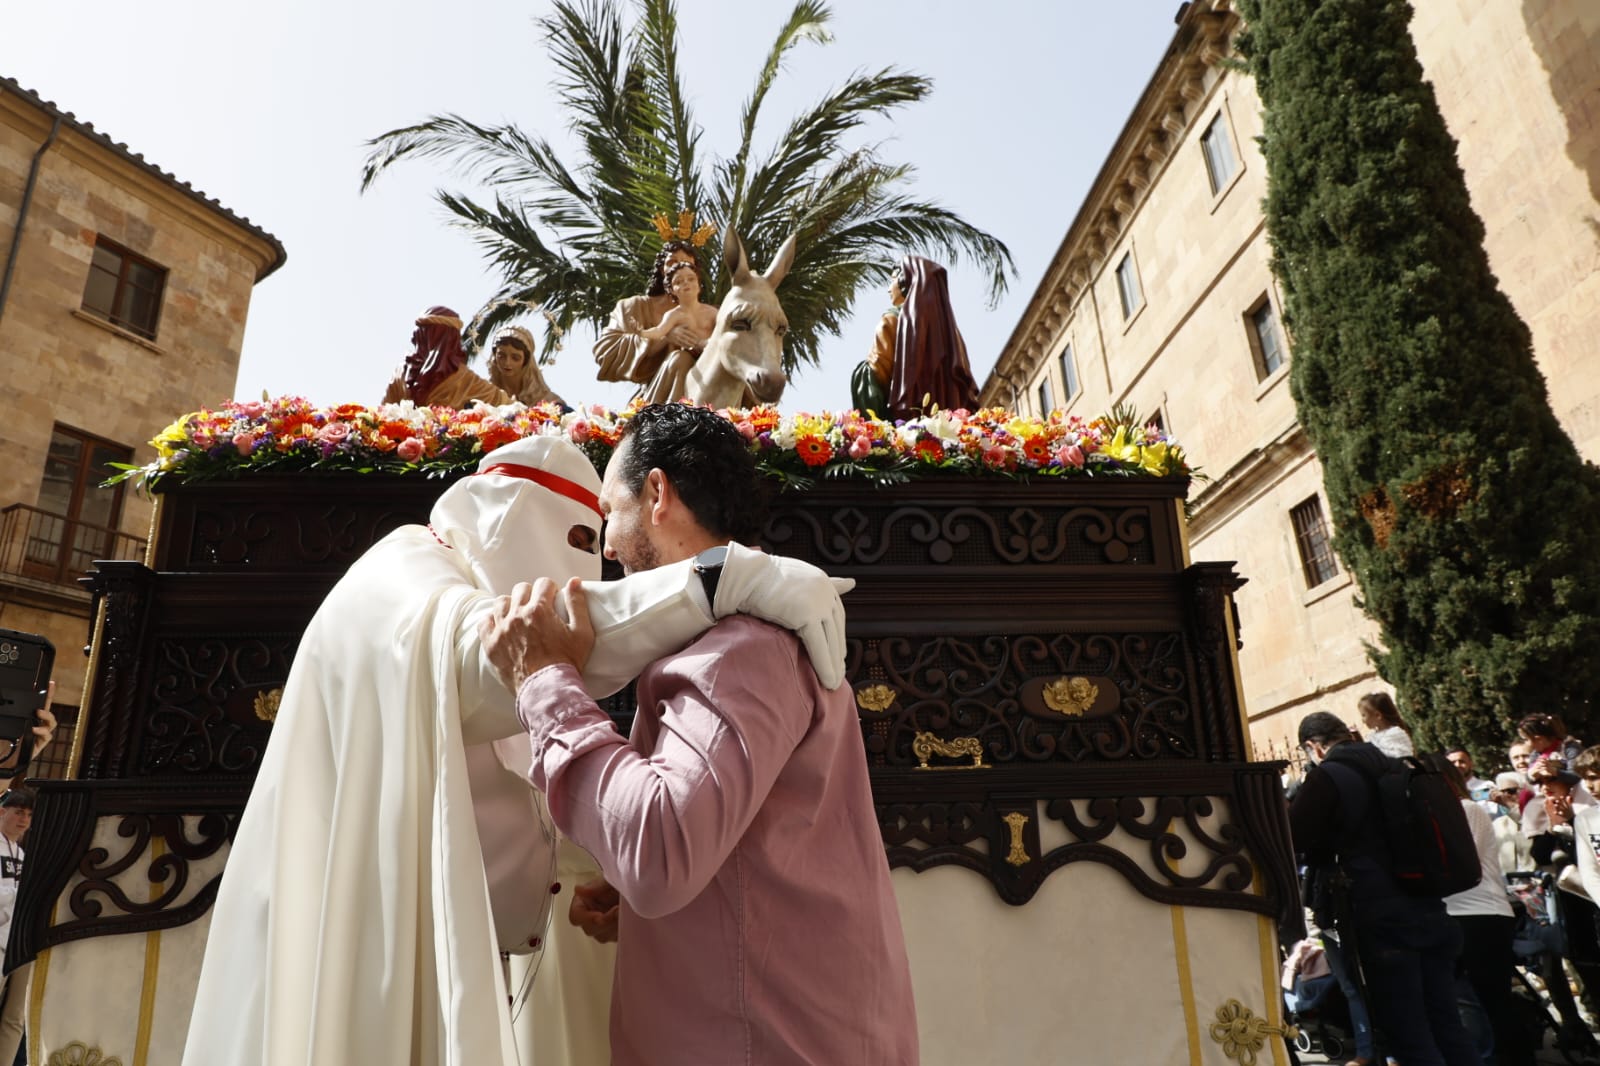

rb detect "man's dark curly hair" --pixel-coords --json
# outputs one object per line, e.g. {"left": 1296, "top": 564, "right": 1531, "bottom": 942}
{"left": 646, "top": 240, "right": 700, "bottom": 297}
{"left": 616, "top": 404, "right": 765, "bottom": 543}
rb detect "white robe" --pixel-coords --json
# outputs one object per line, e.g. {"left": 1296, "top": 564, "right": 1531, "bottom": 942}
{"left": 183, "top": 439, "right": 719, "bottom": 1066}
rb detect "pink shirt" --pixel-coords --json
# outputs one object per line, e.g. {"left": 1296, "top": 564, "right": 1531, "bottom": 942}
{"left": 519, "top": 616, "right": 918, "bottom": 1066}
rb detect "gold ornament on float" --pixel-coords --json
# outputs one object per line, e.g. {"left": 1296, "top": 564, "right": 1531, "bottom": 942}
{"left": 855, "top": 684, "right": 898, "bottom": 712}
{"left": 254, "top": 687, "right": 283, "bottom": 722}
{"left": 1042, "top": 675, "right": 1099, "bottom": 717}
{"left": 911, "top": 731, "right": 986, "bottom": 770}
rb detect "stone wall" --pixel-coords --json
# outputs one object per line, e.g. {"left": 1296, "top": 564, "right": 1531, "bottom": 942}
{"left": 0, "top": 88, "right": 279, "bottom": 708}
{"left": 984, "top": 0, "right": 1600, "bottom": 759}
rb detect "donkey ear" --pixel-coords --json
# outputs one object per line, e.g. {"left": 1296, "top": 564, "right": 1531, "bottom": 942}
{"left": 724, "top": 228, "right": 751, "bottom": 283}
{"left": 762, "top": 233, "right": 798, "bottom": 288}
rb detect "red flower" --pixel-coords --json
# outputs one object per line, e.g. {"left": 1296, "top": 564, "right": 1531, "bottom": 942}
{"left": 913, "top": 438, "right": 944, "bottom": 462}
{"left": 795, "top": 435, "right": 834, "bottom": 467}
{"left": 1022, "top": 437, "right": 1051, "bottom": 463}
{"left": 379, "top": 421, "right": 414, "bottom": 442}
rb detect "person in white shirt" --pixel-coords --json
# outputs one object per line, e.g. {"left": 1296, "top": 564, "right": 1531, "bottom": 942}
{"left": 0, "top": 788, "right": 34, "bottom": 1063}
{"left": 1356, "top": 690, "right": 1414, "bottom": 758}
{"left": 1430, "top": 756, "right": 1530, "bottom": 1066}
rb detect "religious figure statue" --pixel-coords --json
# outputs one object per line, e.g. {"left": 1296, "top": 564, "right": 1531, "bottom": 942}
{"left": 850, "top": 256, "right": 981, "bottom": 420}
{"left": 383, "top": 306, "right": 514, "bottom": 408}
{"left": 488, "top": 325, "right": 566, "bottom": 409}
{"left": 850, "top": 275, "right": 907, "bottom": 413}
{"left": 593, "top": 210, "right": 720, "bottom": 405}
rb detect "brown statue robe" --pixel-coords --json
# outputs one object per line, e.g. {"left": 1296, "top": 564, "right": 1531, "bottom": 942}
{"left": 593, "top": 294, "right": 700, "bottom": 406}
{"left": 887, "top": 256, "right": 980, "bottom": 419}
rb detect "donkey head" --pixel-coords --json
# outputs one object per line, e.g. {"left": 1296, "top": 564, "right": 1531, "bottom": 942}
{"left": 684, "top": 229, "right": 794, "bottom": 408}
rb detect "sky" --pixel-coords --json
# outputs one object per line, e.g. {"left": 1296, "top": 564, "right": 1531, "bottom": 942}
{"left": 6, "top": 2, "right": 1183, "bottom": 415}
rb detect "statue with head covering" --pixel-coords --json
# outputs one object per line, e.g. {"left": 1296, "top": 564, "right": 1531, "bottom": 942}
{"left": 489, "top": 325, "right": 566, "bottom": 409}
{"left": 852, "top": 256, "right": 980, "bottom": 420}
{"left": 383, "top": 306, "right": 515, "bottom": 409}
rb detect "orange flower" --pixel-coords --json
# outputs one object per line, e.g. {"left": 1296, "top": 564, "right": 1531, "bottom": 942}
{"left": 795, "top": 435, "right": 834, "bottom": 467}
{"left": 333, "top": 403, "right": 367, "bottom": 420}
{"left": 1022, "top": 437, "right": 1051, "bottom": 463}
{"left": 913, "top": 438, "right": 943, "bottom": 462}
{"left": 479, "top": 423, "right": 521, "bottom": 451}
{"left": 379, "top": 421, "right": 414, "bottom": 442}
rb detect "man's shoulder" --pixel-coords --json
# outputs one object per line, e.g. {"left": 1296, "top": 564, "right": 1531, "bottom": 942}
{"left": 696, "top": 614, "right": 801, "bottom": 656}
{"left": 649, "top": 615, "right": 810, "bottom": 693}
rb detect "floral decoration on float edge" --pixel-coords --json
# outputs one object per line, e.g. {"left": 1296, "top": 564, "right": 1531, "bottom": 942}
{"left": 108, "top": 397, "right": 1194, "bottom": 492}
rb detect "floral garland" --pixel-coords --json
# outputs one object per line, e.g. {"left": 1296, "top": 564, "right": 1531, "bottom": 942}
{"left": 109, "top": 396, "right": 1192, "bottom": 491}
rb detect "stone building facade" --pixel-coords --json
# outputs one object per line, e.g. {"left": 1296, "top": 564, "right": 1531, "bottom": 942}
{"left": 980, "top": 0, "right": 1600, "bottom": 759}
{"left": 0, "top": 77, "right": 284, "bottom": 773}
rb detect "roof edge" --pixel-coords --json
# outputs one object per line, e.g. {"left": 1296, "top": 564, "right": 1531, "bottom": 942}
{"left": 1, "top": 75, "right": 287, "bottom": 282}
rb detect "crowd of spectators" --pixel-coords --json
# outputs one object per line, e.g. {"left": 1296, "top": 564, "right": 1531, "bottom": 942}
{"left": 1284, "top": 697, "right": 1600, "bottom": 1066}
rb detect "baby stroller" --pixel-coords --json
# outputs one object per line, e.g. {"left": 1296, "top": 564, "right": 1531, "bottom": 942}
{"left": 1508, "top": 870, "right": 1600, "bottom": 1063}
{"left": 1281, "top": 936, "right": 1354, "bottom": 1063}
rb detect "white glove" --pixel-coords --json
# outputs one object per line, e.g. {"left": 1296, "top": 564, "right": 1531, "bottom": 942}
{"left": 712, "top": 542, "right": 854, "bottom": 689}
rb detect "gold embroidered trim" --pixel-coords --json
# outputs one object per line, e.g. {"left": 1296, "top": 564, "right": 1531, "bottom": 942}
{"left": 47, "top": 1042, "right": 124, "bottom": 1066}
{"left": 1209, "top": 999, "right": 1298, "bottom": 1065}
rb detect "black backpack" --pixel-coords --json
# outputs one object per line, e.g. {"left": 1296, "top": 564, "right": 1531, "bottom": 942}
{"left": 1323, "top": 752, "right": 1482, "bottom": 898}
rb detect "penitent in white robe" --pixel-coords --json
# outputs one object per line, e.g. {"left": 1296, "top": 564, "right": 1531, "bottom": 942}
{"left": 182, "top": 435, "right": 720, "bottom": 1066}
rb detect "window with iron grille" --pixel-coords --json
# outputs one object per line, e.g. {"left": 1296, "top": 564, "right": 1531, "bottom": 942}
{"left": 1201, "top": 112, "right": 1237, "bottom": 194}
{"left": 1037, "top": 376, "right": 1055, "bottom": 416}
{"left": 81, "top": 237, "right": 167, "bottom": 340}
{"left": 1060, "top": 343, "right": 1080, "bottom": 402}
{"left": 1291, "top": 496, "right": 1339, "bottom": 588}
{"left": 1116, "top": 254, "right": 1143, "bottom": 319}
{"left": 1248, "top": 296, "right": 1287, "bottom": 378}
{"left": 21, "top": 426, "right": 132, "bottom": 586}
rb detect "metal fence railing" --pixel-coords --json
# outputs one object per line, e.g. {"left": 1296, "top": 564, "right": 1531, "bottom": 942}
{"left": 0, "top": 503, "right": 146, "bottom": 589}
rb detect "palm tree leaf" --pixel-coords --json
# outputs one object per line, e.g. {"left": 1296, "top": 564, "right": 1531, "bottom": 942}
{"left": 725, "top": 0, "right": 833, "bottom": 225}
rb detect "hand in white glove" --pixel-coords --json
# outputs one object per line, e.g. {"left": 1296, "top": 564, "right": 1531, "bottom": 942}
{"left": 711, "top": 542, "right": 854, "bottom": 689}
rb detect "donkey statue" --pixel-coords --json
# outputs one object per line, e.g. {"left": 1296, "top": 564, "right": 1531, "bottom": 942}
{"left": 683, "top": 229, "right": 794, "bottom": 408}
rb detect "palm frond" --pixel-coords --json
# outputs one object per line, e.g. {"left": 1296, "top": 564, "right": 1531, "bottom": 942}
{"left": 725, "top": 0, "right": 833, "bottom": 225}
{"left": 632, "top": 0, "right": 705, "bottom": 214}
{"left": 362, "top": 0, "right": 1014, "bottom": 384}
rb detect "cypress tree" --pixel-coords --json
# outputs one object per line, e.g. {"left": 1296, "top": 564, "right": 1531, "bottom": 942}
{"left": 1235, "top": 0, "right": 1600, "bottom": 755}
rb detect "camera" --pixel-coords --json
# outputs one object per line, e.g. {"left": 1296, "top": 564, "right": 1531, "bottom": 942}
{"left": 0, "top": 628, "right": 53, "bottom": 779}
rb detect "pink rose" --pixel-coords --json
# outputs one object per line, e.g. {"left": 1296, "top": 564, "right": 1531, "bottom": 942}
{"left": 233, "top": 401, "right": 266, "bottom": 418}
{"left": 316, "top": 422, "right": 352, "bottom": 444}
{"left": 849, "top": 434, "right": 872, "bottom": 460}
{"left": 982, "top": 444, "right": 1009, "bottom": 468}
{"left": 1055, "top": 444, "right": 1086, "bottom": 469}
{"left": 233, "top": 432, "right": 258, "bottom": 457}
{"left": 736, "top": 421, "right": 758, "bottom": 441}
{"left": 397, "top": 437, "right": 425, "bottom": 462}
{"left": 568, "top": 420, "right": 592, "bottom": 444}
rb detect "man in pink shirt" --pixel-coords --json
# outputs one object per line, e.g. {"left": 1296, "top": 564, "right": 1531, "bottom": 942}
{"left": 483, "top": 403, "right": 918, "bottom": 1065}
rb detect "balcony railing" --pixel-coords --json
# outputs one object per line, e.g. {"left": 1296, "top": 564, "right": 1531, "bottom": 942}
{"left": 0, "top": 503, "right": 146, "bottom": 589}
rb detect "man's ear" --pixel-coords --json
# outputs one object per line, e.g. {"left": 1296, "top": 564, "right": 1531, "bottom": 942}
{"left": 645, "top": 468, "right": 672, "bottom": 527}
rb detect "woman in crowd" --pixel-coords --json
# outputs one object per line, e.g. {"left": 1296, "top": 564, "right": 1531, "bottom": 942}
{"left": 1356, "top": 691, "right": 1414, "bottom": 758}
{"left": 1428, "top": 755, "right": 1530, "bottom": 1066}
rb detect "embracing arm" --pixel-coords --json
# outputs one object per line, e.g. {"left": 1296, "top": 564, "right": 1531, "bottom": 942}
{"left": 516, "top": 628, "right": 809, "bottom": 917}
{"left": 595, "top": 298, "right": 668, "bottom": 383}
